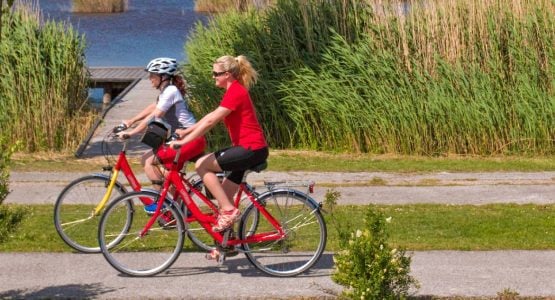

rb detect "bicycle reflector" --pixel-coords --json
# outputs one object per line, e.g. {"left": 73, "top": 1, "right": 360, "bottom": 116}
{"left": 141, "top": 117, "right": 171, "bottom": 149}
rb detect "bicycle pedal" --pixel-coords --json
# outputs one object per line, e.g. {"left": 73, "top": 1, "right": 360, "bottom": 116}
{"left": 217, "top": 252, "right": 226, "bottom": 265}
{"left": 206, "top": 249, "right": 226, "bottom": 265}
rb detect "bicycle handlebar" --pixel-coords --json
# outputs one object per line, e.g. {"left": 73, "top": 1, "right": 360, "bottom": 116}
{"left": 112, "top": 123, "right": 128, "bottom": 134}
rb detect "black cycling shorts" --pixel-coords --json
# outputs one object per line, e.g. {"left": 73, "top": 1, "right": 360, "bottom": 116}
{"left": 214, "top": 146, "right": 269, "bottom": 184}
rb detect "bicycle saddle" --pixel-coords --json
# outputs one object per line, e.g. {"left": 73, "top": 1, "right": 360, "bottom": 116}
{"left": 249, "top": 161, "right": 267, "bottom": 173}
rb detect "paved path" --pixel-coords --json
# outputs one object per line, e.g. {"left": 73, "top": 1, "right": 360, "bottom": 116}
{"left": 0, "top": 251, "right": 554, "bottom": 299}
{"left": 2, "top": 170, "right": 555, "bottom": 298}
{"left": 6, "top": 171, "right": 555, "bottom": 205}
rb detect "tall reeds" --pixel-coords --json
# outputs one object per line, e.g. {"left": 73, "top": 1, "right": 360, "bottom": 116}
{"left": 194, "top": 0, "right": 272, "bottom": 13}
{"left": 72, "top": 0, "right": 127, "bottom": 13}
{"left": 186, "top": 0, "right": 373, "bottom": 148}
{"left": 0, "top": 3, "right": 95, "bottom": 152}
{"left": 185, "top": 0, "right": 554, "bottom": 155}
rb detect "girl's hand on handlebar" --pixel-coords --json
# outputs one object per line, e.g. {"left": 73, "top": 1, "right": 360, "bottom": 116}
{"left": 116, "top": 131, "right": 131, "bottom": 140}
{"left": 112, "top": 123, "right": 128, "bottom": 133}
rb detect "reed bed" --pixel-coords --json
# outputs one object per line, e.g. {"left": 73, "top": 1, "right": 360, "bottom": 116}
{"left": 186, "top": 0, "right": 373, "bottom": 148}
{"left": 72, "top": 0, "right": 127, "bottom": 13}
{"left": 194, "top": 0, "right": 272, "bottom": 13}
{"left": 185, "top": 0, "right": 554, "bottom": 155}
{"left": 0, "top": 3, "right": 95, "bottom": 152}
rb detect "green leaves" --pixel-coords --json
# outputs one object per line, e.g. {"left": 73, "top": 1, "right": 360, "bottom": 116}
{"left": 332, "top": 207, "right": 418, "bottom": 299}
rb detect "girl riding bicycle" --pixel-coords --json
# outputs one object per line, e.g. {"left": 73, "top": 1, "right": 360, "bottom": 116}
{"left": 117, "top": 57, "right": 206, "bottom": 212}
{"left": 170, "top": 55, "right": 269, "bottom": 232}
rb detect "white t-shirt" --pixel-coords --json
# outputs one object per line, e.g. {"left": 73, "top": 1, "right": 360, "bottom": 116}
{"left": 156, "top": 85, "right": 196, "bottom": 130}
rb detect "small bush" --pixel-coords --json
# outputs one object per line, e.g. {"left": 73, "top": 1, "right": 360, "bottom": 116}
{"left": 0, "top": 135, "right": 17, "bottom": 205}
{"left": 0, "top": 205, "right": 26, "bottom": 243}
{"left": 0, "top": 134, "right": 25, "bottom": 242}
{"left": 325, "top": 190, "right": 418, "bottom": 299}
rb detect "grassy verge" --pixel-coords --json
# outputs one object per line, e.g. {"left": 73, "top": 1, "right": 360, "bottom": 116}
{"left": 1, "top": 203, "right": 553, "bottom": 252}
{"left": 10, "top": 151, "right": 555, "bottom": 173}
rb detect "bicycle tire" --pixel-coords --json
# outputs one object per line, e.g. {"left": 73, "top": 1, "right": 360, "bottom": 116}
{"left": 98, "top": 190, "right": 185, "bottom": 277}
{"left": 238, "top": 189, "right": 327, "bottom": 277}
{"left": 53, "top": 174, "right": 130, "bottom": 253}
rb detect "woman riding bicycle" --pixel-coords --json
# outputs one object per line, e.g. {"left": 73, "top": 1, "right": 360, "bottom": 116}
{"left": 170, "top": 55, "right": 269, "bottom": 232}
{"left": 117, "top": 57, "right": 206, "bottom": 212}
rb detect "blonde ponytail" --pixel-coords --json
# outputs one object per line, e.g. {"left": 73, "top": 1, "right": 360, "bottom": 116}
{"left": 215, "top": 55, "right": 258, "bottom": 89}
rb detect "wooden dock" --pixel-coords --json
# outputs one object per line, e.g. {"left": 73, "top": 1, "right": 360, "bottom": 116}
{"left": 76, "top": 67, "right": 158, "bottom": 157}
{"left": 89, "top": 67, "right": 148, "bottom": 103}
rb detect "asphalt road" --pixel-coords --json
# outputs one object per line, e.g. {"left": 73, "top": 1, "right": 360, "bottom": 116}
{"left": 1, "top": 251, "right": 554, "bottom": 299}
{"left": 2, "top": 171, "right": 555, "bottom": 299}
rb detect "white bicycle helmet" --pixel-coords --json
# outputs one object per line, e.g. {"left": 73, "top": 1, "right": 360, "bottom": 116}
{"left": 145, "top": 57, "right": 178, "bottom": 76}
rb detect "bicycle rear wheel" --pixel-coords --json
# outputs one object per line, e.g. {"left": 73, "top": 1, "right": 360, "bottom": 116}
{"left": 98, "top": 191, "right": 185, "bottom": 277}
{"left": 53, "top": 174, "right": 129, "bottom": 253}
{"left": 238, "top": 189, "right": 327, "bottom": 277}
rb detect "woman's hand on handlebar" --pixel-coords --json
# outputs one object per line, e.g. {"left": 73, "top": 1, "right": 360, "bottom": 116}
{"left": 175, "top": 128, "right": 188, "bottom": 139}
{"left": 168, "top": 140, "right": 182, "bottom": 150}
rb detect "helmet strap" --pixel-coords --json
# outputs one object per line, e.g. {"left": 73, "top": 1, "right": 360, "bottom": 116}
{"left": 157, "top": 75, "right": 171, "bottom": 91}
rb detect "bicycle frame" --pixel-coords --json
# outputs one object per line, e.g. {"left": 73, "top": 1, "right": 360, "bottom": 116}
{"left": 92, "top": 139, "right": 153, "bottom": 216}
{"left": 141, "top": 164, "right": 286, "bottom": 246}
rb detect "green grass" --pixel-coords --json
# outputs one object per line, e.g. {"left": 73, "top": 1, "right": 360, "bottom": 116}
{"left": 328, "top": 204, "right": 555, "bottom": 251}
{"left": 1, "top": 203, "right": 553, "bottom": 252}
{"left": 10, "top": 151, "right": 555, "bottom": 173}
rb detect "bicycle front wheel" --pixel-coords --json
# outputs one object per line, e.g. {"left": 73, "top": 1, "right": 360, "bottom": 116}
{"left": 98, "top": 191, "right": 185, "bottom": 277}
{"left": 53, "top": 174, "right": 128, "bottom": 253}
{"left": 239, "top": 190, "right": 327, "bottom": 277}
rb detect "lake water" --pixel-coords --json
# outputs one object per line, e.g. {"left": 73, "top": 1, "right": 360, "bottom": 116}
{"left": 37, "top": 0, "right": 208, "bottom": 106}
{"left": 38, "top": 0, "right": 207, "bottom": 66}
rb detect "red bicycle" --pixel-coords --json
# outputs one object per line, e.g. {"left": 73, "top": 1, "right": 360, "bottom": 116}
{"left": 97, "top": 147, "right": 327, "bottom": 277}
{"left": 53, "top": 125, "right": 215, "bottom": 253}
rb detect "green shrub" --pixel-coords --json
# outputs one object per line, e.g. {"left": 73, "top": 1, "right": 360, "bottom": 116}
{"left": 326, "top": 190, "right": 418, "bottom": 299}
{"left": 0, "top": 135, "right": 17, "bottom": 205}
{"left": 0, "top": 205, "right": 26, "bottom": 243}
{"left": 0, "top": 134, "right": 25, "bottom": 243}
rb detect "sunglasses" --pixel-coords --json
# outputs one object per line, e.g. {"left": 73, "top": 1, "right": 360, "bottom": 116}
{"left": 212, "top": 70, "right": 227, "bottom": 77}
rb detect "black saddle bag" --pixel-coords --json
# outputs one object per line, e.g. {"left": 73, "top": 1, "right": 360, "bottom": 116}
{"left": 140, "top": 118, "right": 171, "bottom": 149}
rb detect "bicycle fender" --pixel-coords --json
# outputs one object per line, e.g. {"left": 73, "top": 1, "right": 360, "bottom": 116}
{"left": 140, "top": 187, "right": 164, "bottom": 194}
{"left": 257, "top": 188, "right": 322, "bottom": 211}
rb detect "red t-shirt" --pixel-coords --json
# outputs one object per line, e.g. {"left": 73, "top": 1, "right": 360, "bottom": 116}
{"left": 219, "top": 80, "right": 267, "bottom": 150}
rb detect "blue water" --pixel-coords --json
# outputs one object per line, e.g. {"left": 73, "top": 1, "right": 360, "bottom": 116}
{"left": 37, "top": 0, "right": 208, "bottom": 105}
{"left": 38, "top": 0, "right": 208, "bottom": 67}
